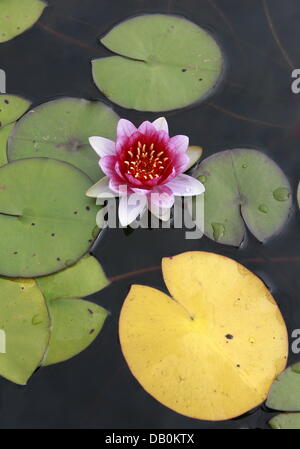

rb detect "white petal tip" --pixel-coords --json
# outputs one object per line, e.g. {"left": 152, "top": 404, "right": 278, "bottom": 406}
{"left": 186, "top": 146, "right": 203, "bottom": 170}
{"left": 152, "top": 117, "right": 169, "bottom": 133}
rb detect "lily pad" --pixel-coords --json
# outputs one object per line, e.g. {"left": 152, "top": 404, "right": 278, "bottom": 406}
{"left": 119, "top": 251, "right": 288, "bottom": 421}
{"left": 269, "top": 413, "right": 300, "bottom": 429}
{"left": 42, "top": 298, "right": 108, "bottom": 366}
{"left": 195, "top": 149, "right": 292, "bottom": 246}
{"left": 266, "top": 363, "right": 300, "bottom": 411}
{"left": 0, "top": 94, "right": 31, "bottom": 128}
{"left": 37, "top": 254, "right": 109, "bottom": 301}
{"left": 0, "top": 123, "right": 14, "bottom": 166}
{"left": 8, "top": 97, "right": 119, "bottom": 181}
{"left": 92, "top": 14, "right": 223, "bottom": 112}
{"left": 0, "top": 0, "right": 47, "bottom": 43}
{"left": 0, "top": 158, "right": 99, "bottom": 277}
{"left": 0, "top": 277, "right": 50, "bottom": 384}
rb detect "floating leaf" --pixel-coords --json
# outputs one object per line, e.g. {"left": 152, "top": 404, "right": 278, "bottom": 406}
{"left": 266, "top": 363, "right": 300, "bottom": 411}
{"left": 119, "top": 251, "right": 288, "bottom": 421}
{"left": 0, "top": 158, "right": 99, "bottom": 277}
{"left": 0, "top": 94, "right": 31, "bottom": 128}
{"left": 0, "top": 277, "right": 50, "bottom": 384}
{"left": 42, "top": 298, "right": 108, "bottom": 366}
{"left": 92, "top": 14, "right": 223, "bottom": 112}
{"left": 0, "top": 0, "right": 47, "bottom": 43}
{"left": 0, "top": 123, "right": 14, "bottom": 166}
{"left": 8, "top": 97, "right": 119, "bottom": 181}
{"left": 37, "top": 254, "right": 109, "bottom": 301}
{"left": 195, "top": 149, "right": 292, "bottom": 246}
{"left": 269, "top": 413, "right": 300, "bottom": 429}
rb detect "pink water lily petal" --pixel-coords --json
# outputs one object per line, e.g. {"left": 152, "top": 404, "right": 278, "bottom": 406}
{"left": 138, "top": 120, "right": 156, "bottom": 135}
{"left": 161, "top": 167, "right": 177, "bottom": 185}
{"left": 152, "top": 117, "right": 169, "bottom": 134}
{"left": 169, "top": 135, "right": 189, "bottom": 153}
{"left": 109, "top": 175, "right": 129, "bottom": 195}
{"left": 173, "top": 152, "right": 189, "bottom": 173}
{"left": 117, "top": 119, "right": 137, "bottom": 139}
{"left": 119, "top": 193, "right": 147, "bottom": 227}
{"left": 155, "top": 129, "right": 169, "bottom": 147}
{"left": 149, "top": 185, "right": 175, "bottom": 209}
{"left": 89, "top": 136, "right": 116, "bottom": 157}
{"left": 165, "top": 174, "right": 205, "bottom": 196}
{"left": 115, "top": 161, "right": 125, "bottom": 180}
{"left": 132, "top": 187, "right": 151, "bottom": 195}
{"left": 99, "top": 155, "right": 117, "bottom": 177}
{"left": 124, "top": 172, "right": 144, "bottom": 187}
{"left": 86, "top": 176, "right": 117, "bottom": 198}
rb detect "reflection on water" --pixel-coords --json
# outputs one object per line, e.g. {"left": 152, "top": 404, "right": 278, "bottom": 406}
{"left": 0, "top": 0, "right": 299, "bottom": 429}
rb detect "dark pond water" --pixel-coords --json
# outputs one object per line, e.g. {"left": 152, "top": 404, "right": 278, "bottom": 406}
{"left": 0, "top": 0, "right": 300, "bottom": 429}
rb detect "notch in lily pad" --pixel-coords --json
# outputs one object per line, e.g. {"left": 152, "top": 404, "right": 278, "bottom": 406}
{"left": 8, "top": 97, "right": 119, "bottom": 182}
{"left": 195, "top": 149, "right": 292, "bottom": 246}
{"left": 92, "top": 14, "right": 224, "bottom": 112}
{"left": 0, "top": 0, "right": 47, "bottom": 43}
{"left": 0, "top": 94, "right": 31, "bottom": 128}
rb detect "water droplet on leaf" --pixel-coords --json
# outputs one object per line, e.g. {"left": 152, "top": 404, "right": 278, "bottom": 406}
{"left": 258, "top": 204, "right": 268, "bottom": 214}
{"left": 32, "top": 315, "right": 43, "bottom": 325}
{"left": 211, "top": 222, "right": 225, "bottom": 241}
{"left": 198, "top": 175, "right": 207, "bottom": 184}
{"left": 273, "top": 187, "right": 290, "bottom": 201}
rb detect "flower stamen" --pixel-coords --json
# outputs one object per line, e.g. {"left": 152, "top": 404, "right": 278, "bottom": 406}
{"left": 122, "top": 139, "right": 171, "bottom": 182}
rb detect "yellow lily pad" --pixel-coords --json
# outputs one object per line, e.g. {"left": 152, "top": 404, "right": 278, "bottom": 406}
{"left": 119, "top": 251, "right": 288, "bottom": 421}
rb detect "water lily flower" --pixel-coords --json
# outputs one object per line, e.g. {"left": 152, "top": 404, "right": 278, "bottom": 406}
{"left": 86, "top": 117, "right": 205, "bottom": 227}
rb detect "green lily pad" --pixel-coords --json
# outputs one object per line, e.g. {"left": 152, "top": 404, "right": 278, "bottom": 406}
{"left": 266, "top": 363, "right": 300, "bottom": 411}
{"left": 0, "top": 94, "right": 31, "bottom": 128}
{"left": 92, "top": 14, "right": 223, "bottom": 112}
{"left": 37, "top": 254, "right": 109, "bottom": 301}
{"left": 195, "top": 149, "right": 292, "bottom": 246}
{"left": 8, "top": 97, "right": 119, "bottom": 181}
{"left": 0, "top": 277, "right": 50, "bottom": 384}
{"left": 269, "top": 413, "right": 300, "bottom": 429}
{"left": 0, "top": 158, "right": 99, "bottom": 277}
{"left": 42, "top": 298, "right": 108, "bottom": 366}
{"left": 0, "top": 0, "right": 47, "bottom": 43}
{"left": 0, "top": 123, "right": 14, "bottom": 166}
